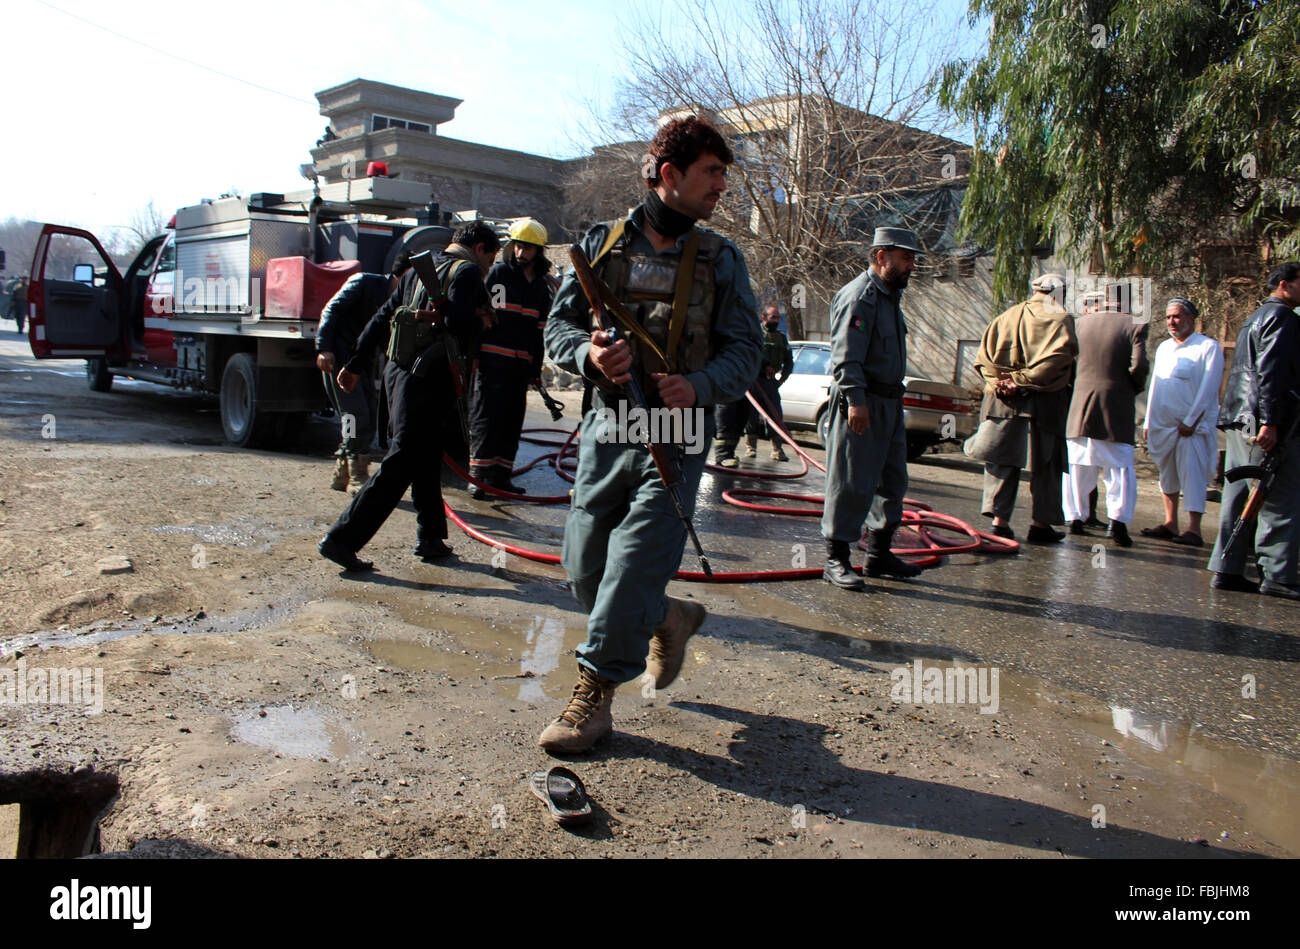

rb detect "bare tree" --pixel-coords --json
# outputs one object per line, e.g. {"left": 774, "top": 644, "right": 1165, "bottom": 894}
{"left": 572, "top": 0, "right": 971, "bottom": 337}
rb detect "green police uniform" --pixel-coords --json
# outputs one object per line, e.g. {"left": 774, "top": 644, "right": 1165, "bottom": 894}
{"left": 821, "top": 267, "right": 910, "bottom": 545}
{"left": 545, "top": 204, "right": 761, "bottom": 682}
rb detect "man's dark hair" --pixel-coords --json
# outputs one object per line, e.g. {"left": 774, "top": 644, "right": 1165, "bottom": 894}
{"left": 646, "top": 115, "right": 734, "bottom": 186}
{"left": 1265, "top": 261, "right": 1300, "bottom": 290}
{"left": 454, "top": 221, "right": 501, "bottom": 253}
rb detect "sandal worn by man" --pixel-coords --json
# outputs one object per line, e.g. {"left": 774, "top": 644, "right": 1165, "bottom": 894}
{"left": 1139, "top": 524, "right": 1177, "bottom": 540}
{"left": 529, "top": 766, "right": 593, "bottom": 827}
{"left": 1170, "top": 531, "right": 1204, "bottom": 547}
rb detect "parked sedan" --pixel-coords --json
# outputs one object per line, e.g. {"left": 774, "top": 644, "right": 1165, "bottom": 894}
{"left": 778, "top": 341, "right": 978, "bottom": 460}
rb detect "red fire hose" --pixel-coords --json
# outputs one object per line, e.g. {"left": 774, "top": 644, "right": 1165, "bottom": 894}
{"left": 442, "top": 389, "right": 1017, "bottom": 582}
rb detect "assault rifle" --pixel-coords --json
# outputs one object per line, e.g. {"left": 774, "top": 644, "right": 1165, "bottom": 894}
{"left": 407, "top": 250, "right": 471, "bottom": 448}
{"left": 568, "top": 244, "right": 713, "bottom": 577}
{"left": 1220, "top": 414, "right": 1300, "bottom": 559}
{"left": 535, "top": 381, "right": 565, "bottom": 421}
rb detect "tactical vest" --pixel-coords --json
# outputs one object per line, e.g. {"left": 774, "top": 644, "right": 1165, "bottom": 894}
{"left": 591, "top": 218, "right": 724, "bottom": 386}
{"left": 387, "top": 259, "right": 468, "bottom": 369}
{"left": 762, "top": 331, "right": 788, "bottom": 371}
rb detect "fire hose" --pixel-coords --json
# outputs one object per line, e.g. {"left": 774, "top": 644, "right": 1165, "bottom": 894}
{"left": 442, "top": 389, "right": 1018, "bottom": 582}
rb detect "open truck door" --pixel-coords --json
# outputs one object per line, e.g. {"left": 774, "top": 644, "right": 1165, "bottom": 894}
{"left": 28, "top": 224, "right": 126, "bottom": 363}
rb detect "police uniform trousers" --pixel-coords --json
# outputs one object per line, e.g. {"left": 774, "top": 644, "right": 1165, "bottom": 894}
{"left": 469, "top": 362, "right": 531, "bottom": 482}
{"left": 821, "top": 393, "right": 907, "bottom": 543}
{"left": 981, "top": 423, "right": 1067, "bottom": 525}
{"left": 327, "top": 359, "right": 451, "bottom": 552}
{"left": 321, "top": 367, "right": 377, "bottom": 458}
{"left": 563, "top": 405, "right": 711, "bottom": 683}
{"left": 745, "top": 376, "right": 785, "bottom": 442}
{"left": 1208, "top": 426, "right": 1300, "bottom": 585}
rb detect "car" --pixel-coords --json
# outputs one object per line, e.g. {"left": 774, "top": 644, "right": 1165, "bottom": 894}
{"left": 777, "top": 340, "right": 979, "bottom": 460}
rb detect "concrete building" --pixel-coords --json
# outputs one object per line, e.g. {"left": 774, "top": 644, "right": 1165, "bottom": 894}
{"left": 309, "top": 79, "right": 566, "bottom": 235}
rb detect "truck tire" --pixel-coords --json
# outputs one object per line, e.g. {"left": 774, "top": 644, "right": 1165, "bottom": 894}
{"left": 219, "top": 353, "right": 267, "bottom": 447}
{"left": 86, "top": 358, "right": 113, "bottom": 393}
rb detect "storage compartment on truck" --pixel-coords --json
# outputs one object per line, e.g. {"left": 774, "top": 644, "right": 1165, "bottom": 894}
{"left": 263, "top": 257, "right": 361, "bottom": 320}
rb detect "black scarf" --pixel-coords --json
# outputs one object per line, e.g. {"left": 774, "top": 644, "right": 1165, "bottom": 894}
{"left": 644, "top": 189, "right": 696, "bottom": 239}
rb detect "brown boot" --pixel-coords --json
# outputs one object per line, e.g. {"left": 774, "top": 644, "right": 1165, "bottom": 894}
{"left": 645, "top": 596, "right": 706, "bottom": 690}
{"left": 330, "top": 455, "right": 349, "bottom": 491}
{"left": 743, "top": 435, "right": 758, "bottom": 460}
{"left": 538, "top": 665, "right": 617, "bottom": 754}
{"left": 347, "top": 454, "right": 370, "bottom": 494}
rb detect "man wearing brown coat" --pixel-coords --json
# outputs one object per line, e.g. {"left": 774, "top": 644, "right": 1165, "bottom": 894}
{"left": 1062, "top": 288, "right": 1149, "bottom": 546}
{"left": 967, "top": 272, "right": 1079, "bottom": 543}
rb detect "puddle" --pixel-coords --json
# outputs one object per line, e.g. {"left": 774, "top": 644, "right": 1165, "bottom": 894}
{"left": 149, "top": 520, "right": 280, "bottom": 550}
{"left": 0, "top": 596, "right": 313, "bottom": 660}
{"left": 229, "top": 705, "right": 348, "bottom": 760}
{"left": 365, "top": 614, "right": 582, "bottom": 703}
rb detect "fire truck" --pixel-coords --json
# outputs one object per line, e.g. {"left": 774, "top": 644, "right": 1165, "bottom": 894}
{"left": 26, "top": 173, "right": 454, "bottom": 446}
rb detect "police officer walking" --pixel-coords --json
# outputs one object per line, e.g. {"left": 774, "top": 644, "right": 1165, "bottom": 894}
{"left": 470, "top": 218, "right": 554, "bottom": 498}
{"left": 821, "top": 228, "right": 925, "bottom": 590}
{"left": 317, "top": 223, "right": 500, "bottom": 571}
{"left": 316, "top": 269, "right": 398, "bottom": 493}
{"left": 539, "top": 115, "right": 761, "bottom": 754}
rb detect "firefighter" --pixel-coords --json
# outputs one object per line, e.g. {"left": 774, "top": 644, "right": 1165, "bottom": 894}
{"left": 539, "top": 115, "right": 761, "bottom": 754}
{"left": 317, "top": 223, "right": 499, "bottom": 571}
{"left": 469, "top": 218, "right": 554, "bottom": 498}
{"left": 316, "top": 268, "right": 401, "bottom": 493}
{"left": 745, "top": 305, "right": 794, "bottom": 461}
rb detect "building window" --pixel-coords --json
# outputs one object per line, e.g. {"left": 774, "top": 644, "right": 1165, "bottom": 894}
{"left": 371, "top": 113, "right": 433, "bottom": 134}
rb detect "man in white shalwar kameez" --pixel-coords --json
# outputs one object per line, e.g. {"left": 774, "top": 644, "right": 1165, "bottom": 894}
{"left": 1141, "top": 298, "right": 1224, "bottom": 546}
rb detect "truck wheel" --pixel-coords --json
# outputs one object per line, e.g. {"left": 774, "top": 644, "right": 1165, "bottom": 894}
{"left": 86, "top": 358, "right": 113, "bottom": 392}
{"left": 220, "top": 353, "right": 265, "bottom": 447}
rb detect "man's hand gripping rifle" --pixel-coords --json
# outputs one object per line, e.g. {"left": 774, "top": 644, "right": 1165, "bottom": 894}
{"left": 568, "top": 244, "right": 713, "bottom": 577}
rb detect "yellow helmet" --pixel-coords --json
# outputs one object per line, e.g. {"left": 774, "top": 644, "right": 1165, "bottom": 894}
{"left": 508, "top": 218, "right": 548, "bottom": 247}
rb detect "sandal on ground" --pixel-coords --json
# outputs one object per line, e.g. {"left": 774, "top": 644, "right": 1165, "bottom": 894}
{"left": 1139, "top": 524, "right": 1177, "bottom": 540}
{"left": 529, "top": 766, "right": 593, "bottom": 827}
{"left": 1170, "top": 531, "right": 1204, "bottom": 547}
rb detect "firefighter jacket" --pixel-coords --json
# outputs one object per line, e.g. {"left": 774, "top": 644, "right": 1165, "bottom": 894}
{"left": 545, "top": 203, "right": 761, "bottom": 410}
{"left": 481, "top": 256, "right": 553, "bottom": 377}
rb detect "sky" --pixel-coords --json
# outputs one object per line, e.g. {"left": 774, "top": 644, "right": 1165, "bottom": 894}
{"left": 2, "top": 0, "right": 979, "bottom": 241}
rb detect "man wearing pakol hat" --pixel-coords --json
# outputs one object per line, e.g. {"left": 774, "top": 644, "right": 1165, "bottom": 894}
{"left": 967, "top": 272, "right": 1079, "bottom": 543}
{"left": 821, "top": 226, "right": 926, "bottom": 590}
{"left": 1061, "top": 285, "right": 1149, "bottom": 547}
{"left": 1140, "top": 297, "right": 1223, "bottom": 546}
{"left": 471, "top": 218, "right": 555, "bottom": 497}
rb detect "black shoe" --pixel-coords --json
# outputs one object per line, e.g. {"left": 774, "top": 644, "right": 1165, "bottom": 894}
{"left": 823, "top": 540, "right": 866, "bottom": 590}
{"left": 1026, "top": 525, "right": 1064, "bottom": 544}
{"left": 1107, "top": 521, "right": 1132, "bottom": 548}
{"left": 414, "top": 540, "right": 454, "bottom": 562}
{"left": 318, "top": 537, "right": 374, "bottom": 572}
{"left": 1068, "top": 519, "right": 1087, "bottom": 536}
{"left": 1084, "top": 515, "right": 1106, "bottom": 528}
{"left": 823, "top": 558, "right": 866, "bottom": 590}
{"left": 497, "top": 480, "right": 527, "bottom": 495}
{"left": 1260, "top": 579, "right": 1300, "bottom": 600}
{"left": 864, "top": 529, "right": 923, "bottom": 579}
{"left": 470, "top": 484, "right": 489, "bottom": 501}
{"left": 991, "top": 523, "right": 1015, "bottom": 540}
{"left": 1211, "top": 572, "right": 1260, "bottom": 593}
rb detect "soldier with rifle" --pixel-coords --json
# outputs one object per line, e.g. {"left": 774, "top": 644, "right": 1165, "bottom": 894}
{"left": 316, "top": 223, "right": 500, "bottom": 572}
{"left": 540, "top": 115, "right": 761, "bottom": 754}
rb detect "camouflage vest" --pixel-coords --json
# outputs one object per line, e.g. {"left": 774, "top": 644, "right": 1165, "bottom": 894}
{"left": 591, "top": 218, "right": 724, "bottom": 386}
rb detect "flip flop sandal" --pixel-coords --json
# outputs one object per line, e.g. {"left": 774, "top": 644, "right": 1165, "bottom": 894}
{"left": 530, "top": 767, "right": 593, "bottom": 827}
{"left": 1139, "top": 525, "right": 1177, "bottom": 540}
{"left": 1171, "top": 532, "right": 1204, "bottom": 547}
